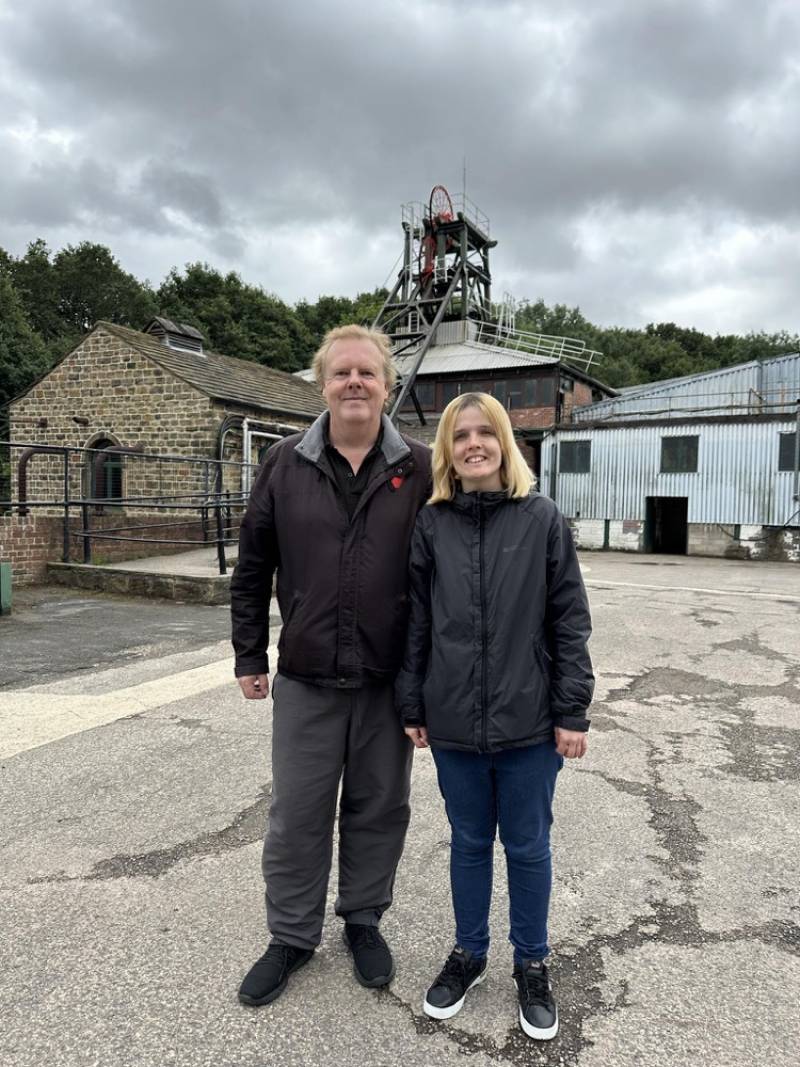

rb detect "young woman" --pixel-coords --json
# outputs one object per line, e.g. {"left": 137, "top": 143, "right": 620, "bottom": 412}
{"left": 395, "top": 392, "right": 594, "bottom": 1041}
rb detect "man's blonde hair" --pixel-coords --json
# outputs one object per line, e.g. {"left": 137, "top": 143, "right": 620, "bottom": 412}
{"left": 311, "top": 324, "right": 397, "bottom": 392}
{"left": 429, "top": 392, "right": 536, "bottom": 504}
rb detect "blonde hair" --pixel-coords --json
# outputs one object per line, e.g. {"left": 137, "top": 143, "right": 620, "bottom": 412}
{"left": 311, "top": 324, "right": 397, "bottom": 393}
{"left": 429, "top": 392, "right": 536, "bottom": 504}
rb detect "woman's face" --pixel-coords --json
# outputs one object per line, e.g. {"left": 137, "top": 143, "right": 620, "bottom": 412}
{"left": 451, "top": 405, "right": 503, "bottom": 492}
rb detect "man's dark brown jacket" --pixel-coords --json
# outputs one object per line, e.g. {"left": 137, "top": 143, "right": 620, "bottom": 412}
{"left": 231, "top": 412, "right": 431, "bottom": 687}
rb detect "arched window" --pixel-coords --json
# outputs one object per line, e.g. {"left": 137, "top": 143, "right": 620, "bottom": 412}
{"left": 85, "top": 435, "right": 123, "bottom": 504}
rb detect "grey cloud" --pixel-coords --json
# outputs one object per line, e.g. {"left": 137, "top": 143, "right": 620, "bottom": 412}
{"left": 1, "top": 0, "right": 800, "bottom": 334}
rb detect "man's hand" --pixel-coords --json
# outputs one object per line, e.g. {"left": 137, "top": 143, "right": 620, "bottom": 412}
{"left": 238, "top": 674, "right": 270, "bottom": 700}
{"left": 404, "top": 726, "right": 429, "bottom": 749}
{"left": 555, "top": 726, "right": 588, "bottom": 759}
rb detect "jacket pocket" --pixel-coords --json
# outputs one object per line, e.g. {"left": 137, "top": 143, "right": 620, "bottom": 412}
{"left": 533, "top": 641, "right": 553, "bottom": 679}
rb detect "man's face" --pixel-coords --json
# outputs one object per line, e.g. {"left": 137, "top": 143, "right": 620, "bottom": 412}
{"left": 321, "top": 339, "right": 390, "bottom": 429}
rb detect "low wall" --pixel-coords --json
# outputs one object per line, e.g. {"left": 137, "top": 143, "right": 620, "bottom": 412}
{"left": 0, "top": 510, "right": 240, "bottom": 585}
{"left": 569, "top": 516, "right": 799, "bottom": 562}
{"left": 569, "top": 518, "right": 644, "bottom": 552}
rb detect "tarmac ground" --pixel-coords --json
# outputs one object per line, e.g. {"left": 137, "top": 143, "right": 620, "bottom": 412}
{"left": 1, "top": 551, "right": 799, "bottom": 1067}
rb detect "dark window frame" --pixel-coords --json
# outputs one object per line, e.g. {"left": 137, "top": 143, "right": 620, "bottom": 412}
{"left": 560, "top": 440, "right": 591, "bottom": 473}
{"left": 778, "top": 432, "right": 798, "bottom": 472}
{"left": 399, "top": 379, "right": 436, "bottom": 412}
{"left": 660, "top": 435, "right": 699, "bottom": 474}
{"left": 86, "top": 436, "right": 124, "bottom": 511}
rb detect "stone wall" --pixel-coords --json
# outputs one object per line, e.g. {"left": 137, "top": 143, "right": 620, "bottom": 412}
{"left": 2, "top": 325, "right": 312, "bottom": 585}
{"left": 9, "top": 327, "right": 219, "bottom": 508}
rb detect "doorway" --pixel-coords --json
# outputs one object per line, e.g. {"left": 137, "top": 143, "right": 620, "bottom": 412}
{"left": 645, "top": 496, "right": 688, "bottom": 554}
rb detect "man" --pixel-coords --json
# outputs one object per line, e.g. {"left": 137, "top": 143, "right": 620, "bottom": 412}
{"left": 231, "top": 324, "right": 431, "bottom": 1007}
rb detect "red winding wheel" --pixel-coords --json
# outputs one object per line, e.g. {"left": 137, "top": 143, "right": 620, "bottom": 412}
{"left": 429, "top": 184, "right": 454, "bottom": 224}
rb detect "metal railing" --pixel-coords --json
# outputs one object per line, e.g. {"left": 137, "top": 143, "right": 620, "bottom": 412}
{"left": 0, "top": 441, "right": 253, "bottom": 575}
{"left": 471, "top": 321, "right": 603, "bottom": 370}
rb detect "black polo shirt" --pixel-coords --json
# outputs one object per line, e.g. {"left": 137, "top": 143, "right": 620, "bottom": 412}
{"left": 324, "top": 427, "right": 384, "bottom": 521}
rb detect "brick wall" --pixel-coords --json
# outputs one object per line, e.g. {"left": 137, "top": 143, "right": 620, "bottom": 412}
{"left": 0, "top": 510, "right": 237, "bottom": 585}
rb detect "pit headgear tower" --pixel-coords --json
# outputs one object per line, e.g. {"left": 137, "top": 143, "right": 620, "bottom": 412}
{"left": 372, "top": 185, "right": 498, "bottom": 418}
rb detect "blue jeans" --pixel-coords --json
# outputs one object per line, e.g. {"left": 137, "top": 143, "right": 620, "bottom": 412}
{"left": 432, "top": 741, "right": 563, "bottom": 962}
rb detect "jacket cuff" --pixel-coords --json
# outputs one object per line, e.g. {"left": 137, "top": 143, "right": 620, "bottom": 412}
{"left": 554, "top": 713, "right": 590, "bottom": 733}
{"left": 400, "top": 710, "right": 426, "bottom": 727}
{"left": 234, "top": 655, "right": 269, "bottom": 678}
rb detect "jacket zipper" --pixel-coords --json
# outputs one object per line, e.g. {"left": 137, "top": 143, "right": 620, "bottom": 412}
{"left": 479, "top": 499, "right": 489, "bottom": 752}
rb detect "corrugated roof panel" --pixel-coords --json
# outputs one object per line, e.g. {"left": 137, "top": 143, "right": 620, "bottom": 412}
{"left": 573, "top": 353, "right": 800, "bottom": 422}
{"left": 394, "top": 341, "right": 557, "bottom": 377}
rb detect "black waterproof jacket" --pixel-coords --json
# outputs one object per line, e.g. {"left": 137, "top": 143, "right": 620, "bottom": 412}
{"left": 230, "top": 412, "right": 431, "bottom": 687}
{"left": 395, "top": 490, "right": 594, "bottom": 752}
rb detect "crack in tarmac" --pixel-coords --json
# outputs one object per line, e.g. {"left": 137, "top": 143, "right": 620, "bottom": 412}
{"left": 28, "top": 788, "right": 271, "bottom": 884}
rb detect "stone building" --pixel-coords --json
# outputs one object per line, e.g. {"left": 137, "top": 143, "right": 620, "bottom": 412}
{"left": 2, "top": 317, "right": 325, "bottom": 583}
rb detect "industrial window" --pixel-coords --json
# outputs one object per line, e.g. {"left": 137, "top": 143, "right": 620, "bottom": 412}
{"left": 492, "top": 380, "right": 507, "bottom": 406}
{"left": 400, "top": 380, "right": 435, "bottom": 411}
{"left": 440, "top": 380, "right": 461, "bottom": 407}
{"left": 523, "top": 378, "right": 556, "bottom": 407}
{"left": 660, "top": 435, "right": 699, "bottom": 473}
{"left": 560, "top": 440, "right": 591, "bottom": 473}
{"left": 506, "top": 380, "right": 524, "bottom": 409}
{"left": 778, "top": 432, "right": 798, "bottom": 472}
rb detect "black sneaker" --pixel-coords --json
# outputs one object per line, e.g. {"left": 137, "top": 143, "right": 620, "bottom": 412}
{"left": 343, "top": 923, "right": 395, "bottom": 987}
{"left": 238, "top": 942, "right": 314, "bottom": 1006}
{"left": 423, "top": 945, "right": 487, "bottom": 1020}
{"left": 513, "top": 958, "right": 558, "bottom": 1040}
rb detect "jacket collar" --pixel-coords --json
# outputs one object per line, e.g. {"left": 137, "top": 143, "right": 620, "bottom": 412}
{"left": 295, "top": 411, "right": 411, "bottom": 467}
{"left": 451, "top": 487, "right": 511, "bottom": 515}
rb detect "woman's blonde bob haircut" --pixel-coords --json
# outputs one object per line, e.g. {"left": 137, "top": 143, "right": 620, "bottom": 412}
{"left": 311, "top": 324, "right": 397, "bottom": 393}
{"left": 429, "top": 392, "right": 536, "bottom": 504}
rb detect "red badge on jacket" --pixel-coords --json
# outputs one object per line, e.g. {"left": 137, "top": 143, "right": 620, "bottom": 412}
{"left": 390, "top": 475, "right": 405, "bottom": 491}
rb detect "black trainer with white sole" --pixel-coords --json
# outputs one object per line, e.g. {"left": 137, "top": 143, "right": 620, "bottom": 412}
{"left": 513, "top": 958, "right": 558, "bottom": 1040}
{"left": 423, "top": 946, "right": 487, "bottom": 1020}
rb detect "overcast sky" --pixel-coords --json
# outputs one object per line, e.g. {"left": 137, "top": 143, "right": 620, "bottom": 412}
{"left": 1, "top": 0, "right": 798, "bottom": 336}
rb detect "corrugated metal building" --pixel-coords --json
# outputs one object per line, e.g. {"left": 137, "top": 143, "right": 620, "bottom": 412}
{"left": 542, "top": 354, "right": 800, "bottom": 562}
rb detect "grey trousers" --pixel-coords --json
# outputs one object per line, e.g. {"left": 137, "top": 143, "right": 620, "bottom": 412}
{"left": 263, "top": 674, "right": 413, "bottom": 950}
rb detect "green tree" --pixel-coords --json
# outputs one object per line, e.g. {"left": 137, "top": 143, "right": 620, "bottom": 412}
{"left": 9, "top": 239, "right": 63, "bottom": 342}
{"left": 0, "top": 273, "right": 51, "bottom": 410}
{"left": 52, "top": 242, "right": 158, "bottom": 337}
{"left": 0, "top": 273, "right": 52, "bottom": 497}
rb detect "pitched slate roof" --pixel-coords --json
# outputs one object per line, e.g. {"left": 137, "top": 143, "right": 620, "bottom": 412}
{"left": 99, "top": 322, "right": 325, "bottom": 420}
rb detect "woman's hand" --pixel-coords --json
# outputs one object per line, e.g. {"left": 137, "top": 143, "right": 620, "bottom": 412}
{"left": 404, "top": 726, "right": 429, "bottom": 748}
{"left": 555, "top": 726, "right": 588, "bottom": 759}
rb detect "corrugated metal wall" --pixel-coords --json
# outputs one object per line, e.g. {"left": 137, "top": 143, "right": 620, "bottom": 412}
{"left": 541, "top": 420, "right": 798, "bottom": 525}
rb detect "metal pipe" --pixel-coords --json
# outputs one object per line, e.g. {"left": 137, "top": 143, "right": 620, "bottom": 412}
{"left": 215, "top": 502, "right": 227, "bottom": 575}
{"left": 82, "top": 502, "right": 91, "bottom": 564}
{"left": 16, "top": 445, "right": 65, "bottom": 515}
{"left": 793, "top": 399, "right": 800, "bottom": 502}
{"left": 62, "top": 451, "right": 70, "bottom": 562}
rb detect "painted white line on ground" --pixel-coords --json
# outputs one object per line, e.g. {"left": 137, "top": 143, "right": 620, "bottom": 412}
{"left": 584, "top": 578, "right": 800, "bottom": 602}
{"left": 0, "top": 657, "right": 237, "bottom": 760}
